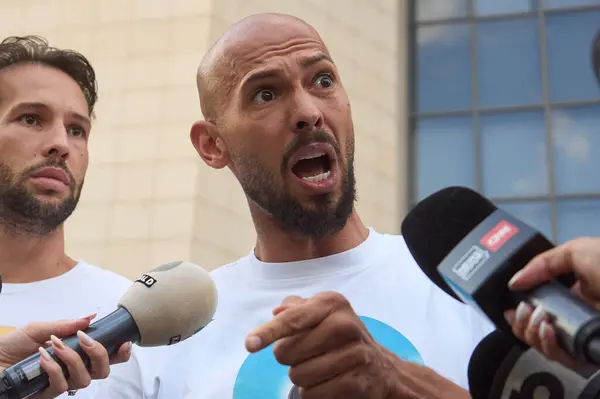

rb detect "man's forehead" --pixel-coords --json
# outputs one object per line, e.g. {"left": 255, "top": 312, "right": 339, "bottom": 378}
{"left": 221, "top": 13, "right": 322, "bottom": 46}
{"left": 213, "top": 15, "right": 328, "bottom": 72}
{"left": 0, "top": 64, "right": 89, "bottom": 118}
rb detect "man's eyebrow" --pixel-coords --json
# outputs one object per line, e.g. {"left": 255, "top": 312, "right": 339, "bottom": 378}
{"left": 300, "top": 53, "right": 334, "bottom": 68}
{"left": 240, "top": 53, "right": 334, "bottom": 89}
{"left": 242, "top": 69, "right": 283, "bottom": 88}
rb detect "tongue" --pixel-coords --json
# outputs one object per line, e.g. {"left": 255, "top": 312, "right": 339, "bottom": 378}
{"left": 293, "top": 156, "right": 327, "bottom": 178}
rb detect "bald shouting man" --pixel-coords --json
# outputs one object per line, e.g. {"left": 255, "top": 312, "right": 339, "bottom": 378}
{"left": 99, "top": 13, "right": 494, "bottom": 399}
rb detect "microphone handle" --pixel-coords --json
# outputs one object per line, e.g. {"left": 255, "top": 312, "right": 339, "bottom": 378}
{"left": 529, "top": 281, "right": 600, "bottom": 364}
{"left": 0, "top": 307, "right": 141, "bottom": 399}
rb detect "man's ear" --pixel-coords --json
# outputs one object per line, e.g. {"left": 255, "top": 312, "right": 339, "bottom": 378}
{"left": 190, "top": 120, "right": 230, "bottom": 169}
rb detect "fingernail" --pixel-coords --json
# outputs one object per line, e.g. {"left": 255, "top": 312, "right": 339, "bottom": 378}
{"left": 84, "top": 313, "right": 97, "bottom": 321}
{"left": 245, "top": 335, "right": 261, "bottom": 352}
{"left": 50, "top": 335, "right": 65, "bottom": 350}
{"left": 509, "top": 271, "right": 524, "bottom": 288}
{"left": 504, "top": 311, "right": 514, "bottom": 325}
{"left": 77, "top": 330, "right": 94, "bottom": 347}
{"left": 126, "top": 342, "right": 133, "bottom": 355}
{"left": 529, "top": 306, "right": 546, "bottom": 329}
{"left": 540, "top": 321, "right": 550, "bottom": 340}
{"left": 515, "top": 302, "right": 531, "bottom": 324}
{"left": 39, "top": 346, "right": 52, "bottom": 361}
{"left": 45, "top": 340, "right": 52, "bottom": 348}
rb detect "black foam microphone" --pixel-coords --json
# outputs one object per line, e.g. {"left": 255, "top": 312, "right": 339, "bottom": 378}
{"left": 469, "top": 330, "right": 600, "bottom": 399}
{"left": 592, "top": 29, "right": 600, "bottom": 85}
{"left": 401, "top": 186, "right": 600, "bottom": 365}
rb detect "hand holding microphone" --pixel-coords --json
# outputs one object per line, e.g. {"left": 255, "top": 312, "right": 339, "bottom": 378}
{"left": 401, "top": 186, "right": 600, "bottom": 367}
{"left": 0, "top": 317, "right": 130, "bottom": 399}
{"left": 0, "top": 260, "right": 218, "bottom": 399}
{"left": 506, "top": 237, "right": 600, "bottom": 369}
{"left": 401, "top": 187, "right": 600, "bottom": 397}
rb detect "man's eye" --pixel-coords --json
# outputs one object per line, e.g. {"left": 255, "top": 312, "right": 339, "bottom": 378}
{"left": 19, "top": 114, "right": 41, "bottom": 126}
{"left": 315, "top": 74, "right": 334, "bottom": 88}
{"left": 68, "top": 126, "right": 86, "bottom": 137}
{"left": 253, "top": 89, "right": 275, "bottom": 104}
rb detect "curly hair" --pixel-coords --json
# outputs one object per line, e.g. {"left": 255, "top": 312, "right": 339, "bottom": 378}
{"left": 0, "top": 35, "right": 98, "bottom": 116}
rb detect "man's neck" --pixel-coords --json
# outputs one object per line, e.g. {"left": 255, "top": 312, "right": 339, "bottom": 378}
{"left": 0, "top": 226, "right": 76, "bottom": 284}
{"left": 252, "top": 208, "right": 370, "bottom": 263}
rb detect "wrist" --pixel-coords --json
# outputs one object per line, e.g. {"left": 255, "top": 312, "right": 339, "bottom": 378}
{"left": 382, "top": 349, "right": 470, "bottom": 399}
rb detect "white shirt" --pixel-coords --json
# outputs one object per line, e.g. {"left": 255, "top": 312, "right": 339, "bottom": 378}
{"left": 117, "top": 229, "right": 495, "bottom": 398}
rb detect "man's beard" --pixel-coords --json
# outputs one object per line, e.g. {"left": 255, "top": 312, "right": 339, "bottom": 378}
{"left": 0, "top": 161, "right": 82, "bottom": 236}
{"left": 233, "top": 131, "right": 356, "bottom": 239}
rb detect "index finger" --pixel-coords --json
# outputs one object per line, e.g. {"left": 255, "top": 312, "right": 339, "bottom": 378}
{"left": 245, "top": 302, "right": 330, "bottom": 353}
{"left": 509, "top": 244, "right": 575, "bottom": 290}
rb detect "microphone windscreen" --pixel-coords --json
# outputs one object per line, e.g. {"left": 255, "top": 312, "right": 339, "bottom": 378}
{"left": 401, "top": 186, "right": 576, "bottom": 301}
{"left": 468, "top": 330, "right": 516, "bottom": 399}
{"left": 470, "top": 331, "right": 600, "bottom": 398}
{"left": 401, "top": 186, "right": 497, "bottom": 300}
{"left": 118, "top": 261, "right": 218, "bottom": 347}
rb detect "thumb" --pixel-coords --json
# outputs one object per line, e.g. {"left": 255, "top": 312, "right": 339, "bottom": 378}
{"left": 22, "top": 314, "right": 96, "bottom": 342}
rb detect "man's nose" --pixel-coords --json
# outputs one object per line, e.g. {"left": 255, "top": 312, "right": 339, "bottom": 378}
{"left": 41, "top": 124, "right": 70, "bottom": 158}
{"left": 291, "top": 91, "right": 324, "bottom": 134}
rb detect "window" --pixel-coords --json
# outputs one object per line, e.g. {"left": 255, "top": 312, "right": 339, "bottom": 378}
{"left": 410, "top": 0, "right": 600, "bottom": 244}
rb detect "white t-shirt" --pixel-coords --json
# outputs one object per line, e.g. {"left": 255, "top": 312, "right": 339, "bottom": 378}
{"left": 121, "top": 229, "right": 495, "bottom": 398}
{"left": 0, "top": 261, "right": 142, "bottom": 398}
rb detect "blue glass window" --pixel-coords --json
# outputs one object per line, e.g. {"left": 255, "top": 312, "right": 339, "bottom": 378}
{"left": 476, "top": 18, "right": 542, "bottom": 108}
{"left": 416, "top": 116, "right": 476, "bottom": 200}
{"left": 417, "top": 0, "right": 469, "bottom": 21}
{"left": 545, "top": 10, "right": 600, "bottom": 102}
{"left": 480, "top": 111, "right": 549, "bottom": 198}
{"left": 557, "top": 199, "right": 600, "bottom": 243}
{"left": 475, "top": 0, "right": 534, "bottom": 16}
{"left": 417, "top": 24, "right": 472, "bottom": 112}
{"left": 543, "top": 0, "right": 600, "bottom": 9}
{"left": 551, "top": 105, "right": 600, "bottom": 195}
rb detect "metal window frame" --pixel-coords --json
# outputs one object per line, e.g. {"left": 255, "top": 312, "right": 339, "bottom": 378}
{"left": 406, "top": 0, "right": 600, "bottom": 243}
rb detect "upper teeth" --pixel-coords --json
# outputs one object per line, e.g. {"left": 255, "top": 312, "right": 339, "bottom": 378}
{"left": 300, "top": 150, "right": 327, "bottom": 160}
{"left": 302, "top": 171, "right": 331, "bottom": 182}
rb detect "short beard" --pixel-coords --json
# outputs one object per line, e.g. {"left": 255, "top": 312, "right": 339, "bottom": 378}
{"left": 0, "top": 162, "right": 81, "bottom": 236}
{"left": 233, "top": 131, "right": 356, "bottom": 239}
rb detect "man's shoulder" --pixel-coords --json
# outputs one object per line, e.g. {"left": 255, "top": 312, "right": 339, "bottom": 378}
{"left": 74, "top": 261, "right": 133, "bottom": 291}
{"left": 366, "top": 229, "right": 419, "bottom": 265}
{"left": 209, "top": 255, "right": 251, "bottom": 277}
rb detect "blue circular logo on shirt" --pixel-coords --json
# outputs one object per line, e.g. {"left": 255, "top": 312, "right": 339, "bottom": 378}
{"left": 232, "top": 316, "right": 422, "bottom": 398}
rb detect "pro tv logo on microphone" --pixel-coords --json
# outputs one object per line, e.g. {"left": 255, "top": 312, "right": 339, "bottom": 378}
{"left": 480, "top": 220, "right": 519, "bottom": 252}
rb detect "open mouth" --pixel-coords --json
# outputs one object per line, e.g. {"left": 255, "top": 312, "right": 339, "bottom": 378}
{"left": 291, "top": 150, "right": 333, "bottom": 182}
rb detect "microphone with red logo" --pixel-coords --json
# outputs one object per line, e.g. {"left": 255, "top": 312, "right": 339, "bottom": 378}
{"left": 401, "top": 186, "right": 600, "bottom": 365}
